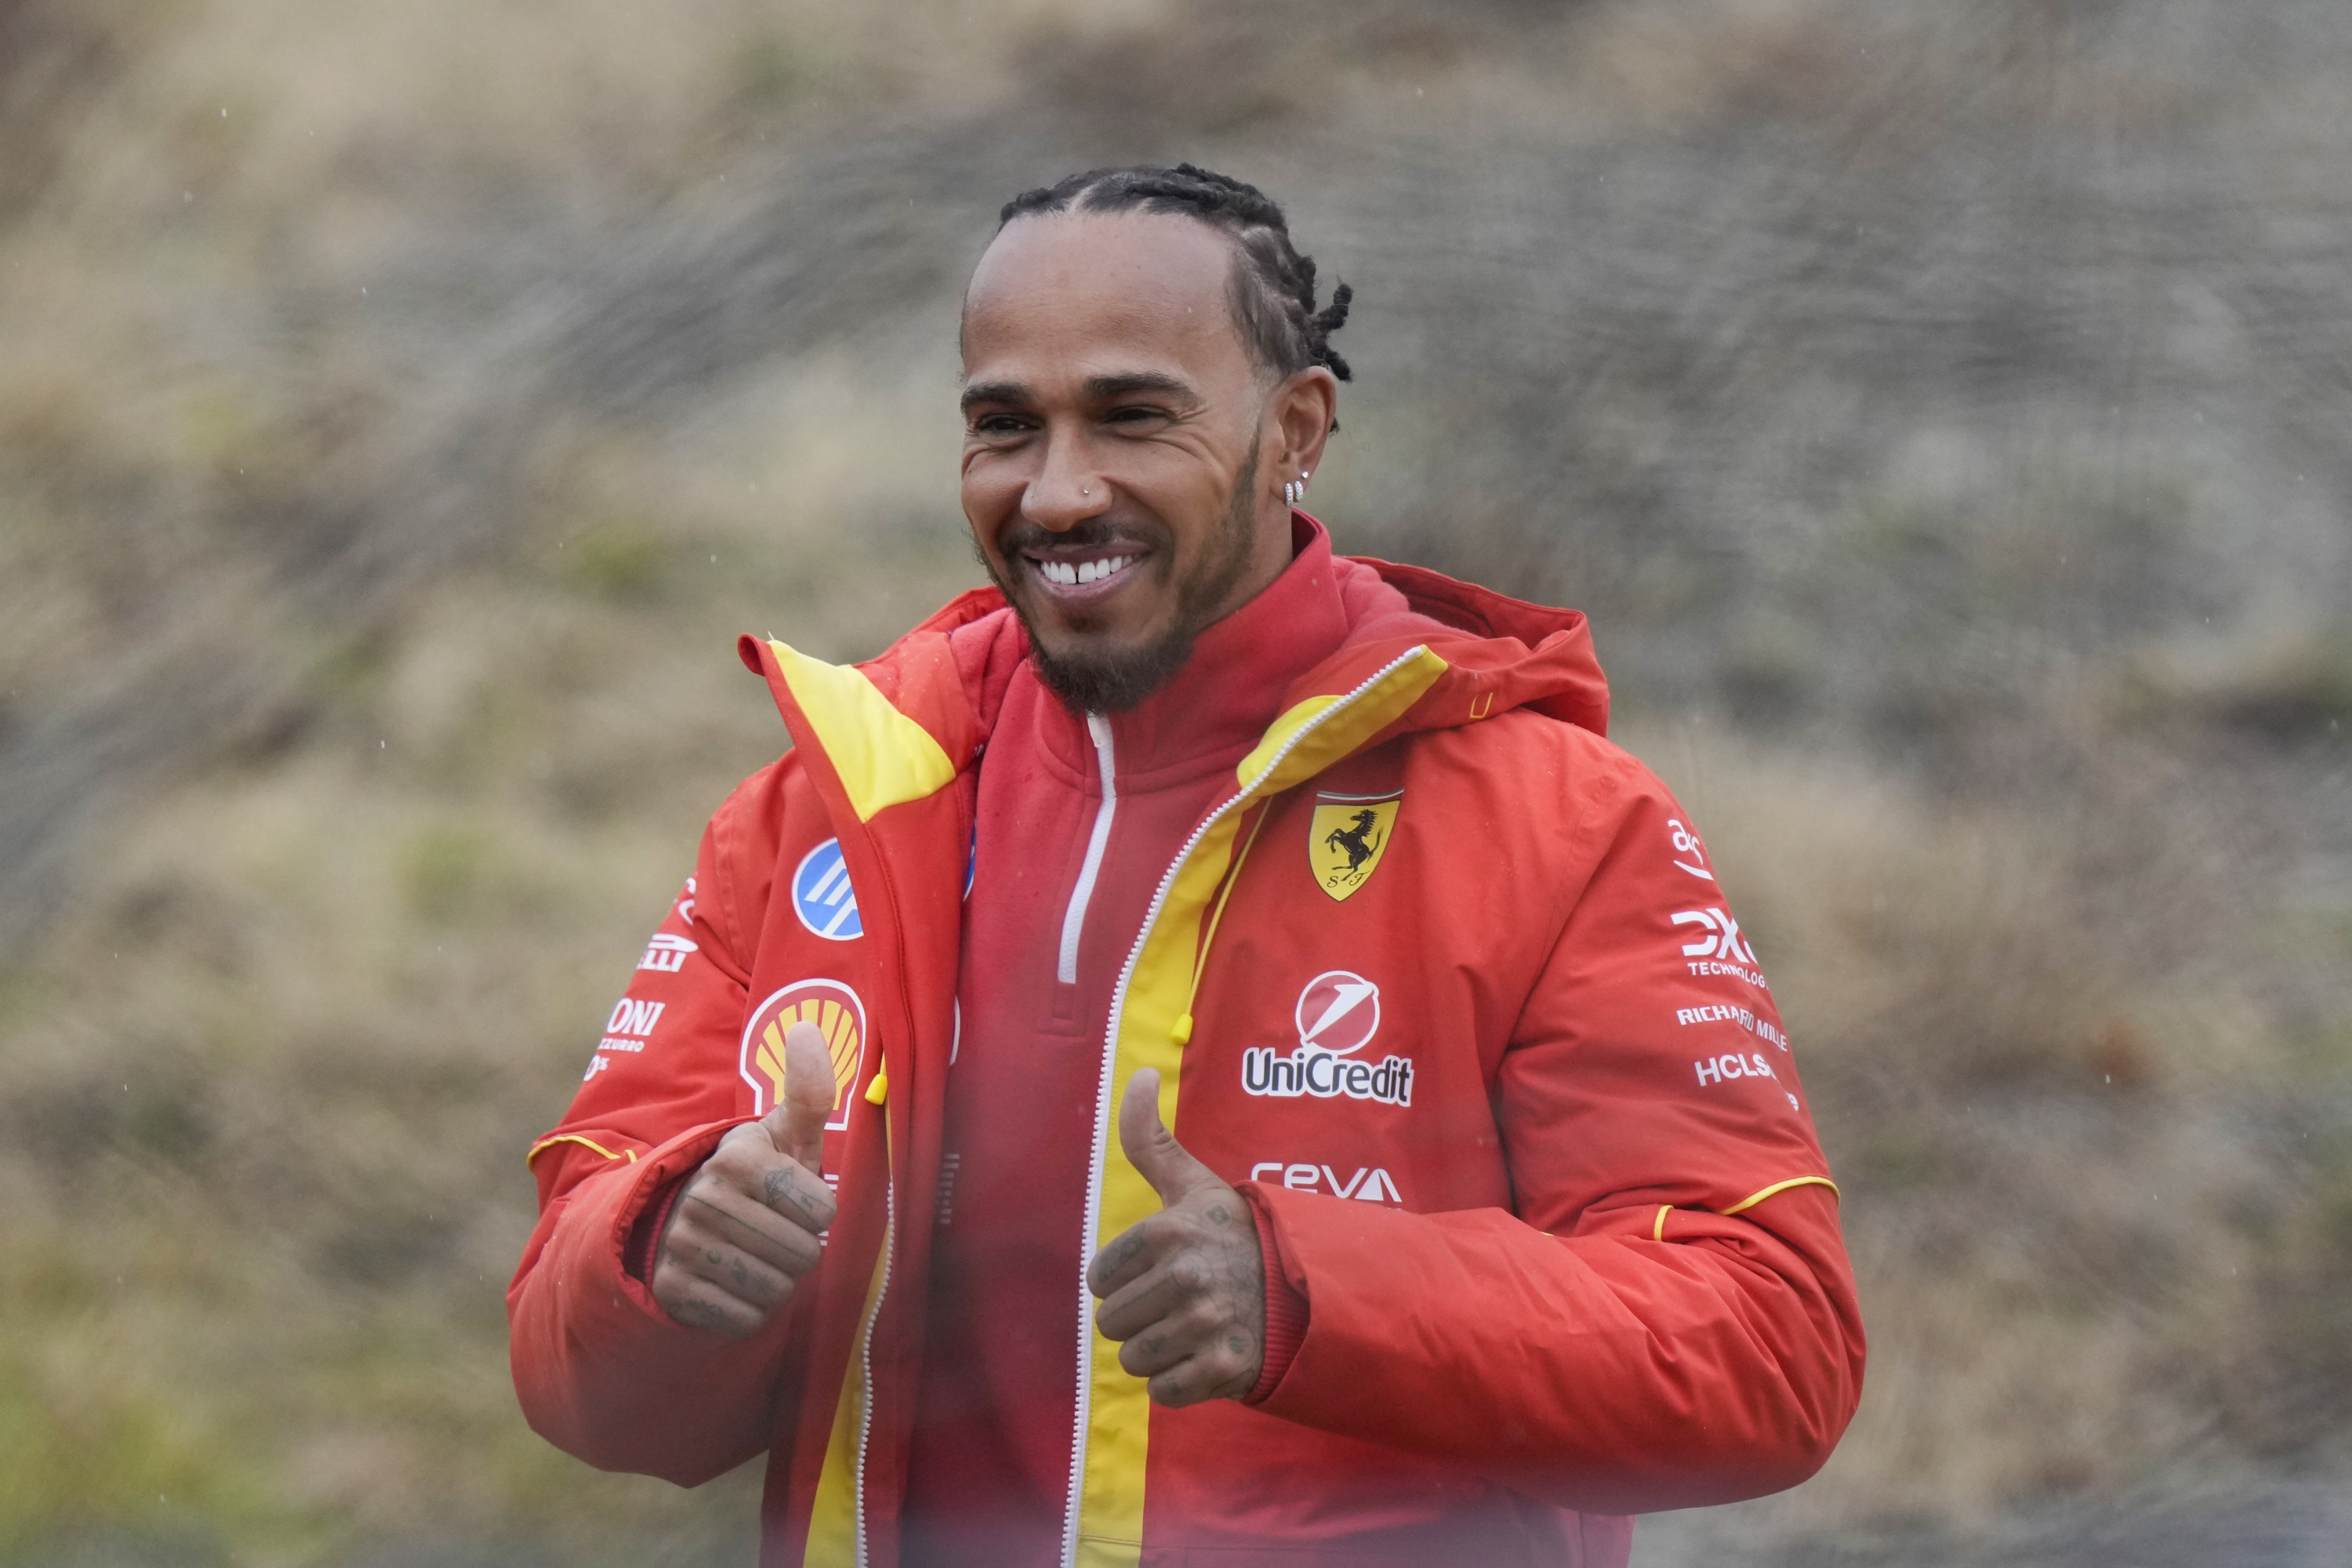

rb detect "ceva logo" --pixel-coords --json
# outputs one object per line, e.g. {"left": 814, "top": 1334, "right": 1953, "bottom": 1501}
{"left": 1242, "top": 970, "right": 1414, "bottom": 1108}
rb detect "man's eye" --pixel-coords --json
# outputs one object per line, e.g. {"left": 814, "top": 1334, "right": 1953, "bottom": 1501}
{"left": 1106, "top": 405, "right": 1166, "bottom": 425}
{"left": 971, "top": 414, "right": 1032, "bottom": 435}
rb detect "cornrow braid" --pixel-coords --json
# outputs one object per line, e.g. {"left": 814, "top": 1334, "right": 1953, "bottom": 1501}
{"left": 999, "top": 162, "right": 1355, "bottom": 385}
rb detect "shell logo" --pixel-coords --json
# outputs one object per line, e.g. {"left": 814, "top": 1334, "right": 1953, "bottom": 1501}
{"left": 739, "top": 978, "right": 866, "bottom": 1129}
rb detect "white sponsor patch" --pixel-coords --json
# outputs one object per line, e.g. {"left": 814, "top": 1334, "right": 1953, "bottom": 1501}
{"left": 1294, "top": 970, "right": 1381, "bottom": 1054}
{"left": 1248, "top": 1161, "right": 1404, "bottom": 1203}
{"left": 606, "top": 997, "right": 666, "bottom": 1039}
{"left": 792, "top": 838, "right": 862, "bottom": 941}
{"left": 1671, "top": 906, "right": 1756, "bottom": 964}
{"left": 1694, "top": 1051, "right": 1780, "bottom": 1087}
{"left": 1674, "top": 1002, "right": 1790, "bottom": 1051}
{"left": 588, "top": 995, "right": 667, "bottom": 1069}
{"left": 1242, "top": 970, "right": 1414, "bottom": 1107}
{"left": 638, "top": 932, "right": 697, "bottom": 972}
{"left": 1668, "top": 817, "right": 1715, "bottom": 881}
{"left": 1671, "top": 906, "right": 1770, "bottom": 989}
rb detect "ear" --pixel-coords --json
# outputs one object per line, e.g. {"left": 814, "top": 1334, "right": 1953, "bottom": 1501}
{"left": 1269, "top": 366, "right": 1340, "bottom": 492}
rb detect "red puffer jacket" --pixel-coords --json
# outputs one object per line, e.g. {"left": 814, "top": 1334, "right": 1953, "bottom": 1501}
{"left": 509, "top": 539, "right": 1864, "bottom": 1568}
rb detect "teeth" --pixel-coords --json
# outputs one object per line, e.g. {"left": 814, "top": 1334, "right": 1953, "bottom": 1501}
{"left": 1039, "top": 555, "right": 1132, "bottom": 588}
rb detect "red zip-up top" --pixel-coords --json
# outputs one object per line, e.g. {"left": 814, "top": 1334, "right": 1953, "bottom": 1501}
{"left": 905, "top": 521, "right": 1443, "bottom": 1564}
{"left": 509, "top": 516, "right": 1865, "bottom": 1568}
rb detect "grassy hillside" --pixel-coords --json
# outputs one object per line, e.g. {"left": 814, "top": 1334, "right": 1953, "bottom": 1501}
{"left": 2, "top": 0, "right": 2348, "bottom": 1562}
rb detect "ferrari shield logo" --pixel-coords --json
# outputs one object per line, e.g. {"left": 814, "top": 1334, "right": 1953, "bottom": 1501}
{"left": 1308, "top": 790, "right": 1401, "bottom": 902}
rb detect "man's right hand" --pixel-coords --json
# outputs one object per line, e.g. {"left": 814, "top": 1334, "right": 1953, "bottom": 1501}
{"left": 652, "top": 1020, "right": 839, "bottom": 1338}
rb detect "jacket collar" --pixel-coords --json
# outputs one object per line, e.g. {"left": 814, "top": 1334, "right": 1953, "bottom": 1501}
{"left": 743, "top": 514, "right": 1612, "bottom": 797}
{"left": 1062, "top": 514, "right": 1358, "bottom": 786}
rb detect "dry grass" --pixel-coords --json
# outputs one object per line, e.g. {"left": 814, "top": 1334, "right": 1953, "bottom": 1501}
{"left": 1637, "top": 719, "right": 2349, "bottom": 1525}
{"left": 3, "top": 0, "right": 2350, "bottom": 1562}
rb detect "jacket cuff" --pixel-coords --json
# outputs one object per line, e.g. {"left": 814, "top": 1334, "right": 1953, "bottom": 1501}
{"left": 550, "top": 1118, "right": 746, "bottom": 1331}
{"left": 624, "top": 1171, "right": 695, "bottom": 1285}
{"left": 1240, "top": 1184, "right": 1309, "bottom": 1403}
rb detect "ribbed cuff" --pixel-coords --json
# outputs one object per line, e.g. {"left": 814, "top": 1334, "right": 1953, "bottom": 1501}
{"left": 1242, "top": 1188, "right": 1308, "bottom": 1404}
{"left": 624, "top": 1174, "right": 691, "bottom": 1284}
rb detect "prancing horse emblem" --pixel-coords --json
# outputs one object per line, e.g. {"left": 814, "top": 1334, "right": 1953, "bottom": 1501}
{"left": 1307, "top": 790, "right": 1403, "bottom": 902}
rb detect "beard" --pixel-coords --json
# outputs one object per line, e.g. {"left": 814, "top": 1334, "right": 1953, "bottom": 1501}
{"left": 982, "top": 435, "right": 1262, "bottom": 714}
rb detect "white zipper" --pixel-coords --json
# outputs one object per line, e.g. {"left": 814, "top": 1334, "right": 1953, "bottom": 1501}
{"left": 854, "top": 1185, "right": 894, "bottom": 1566}
{"left": 1058, "top": 648, "right": 1430, "bottom": 1568}
{"left": 1058, "top": 713, "right": 1118, "bottom": 985}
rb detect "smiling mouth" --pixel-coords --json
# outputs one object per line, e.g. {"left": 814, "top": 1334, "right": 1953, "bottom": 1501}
{"left": 1019, "top": 546, "right": 1150, "bottom": 602}
{"left": 1036, "top": 554, "right": 1137, "bottom": 587}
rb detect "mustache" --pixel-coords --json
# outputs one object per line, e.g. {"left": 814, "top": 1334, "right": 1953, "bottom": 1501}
{"left": 996, "top": 516, "right": 1168, "bottom": 556}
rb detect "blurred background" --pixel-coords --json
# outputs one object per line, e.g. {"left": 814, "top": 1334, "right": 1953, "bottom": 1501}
{"left": 2, "top": 0, "right": 2349, "bottom": 1563}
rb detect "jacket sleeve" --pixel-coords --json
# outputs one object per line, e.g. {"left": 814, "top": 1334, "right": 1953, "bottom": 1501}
{"left": 1246, "top": 748, "right": 1864, "bottom": 1515}
{"left": 506, "top": 760, "right": 811, "bottom": 1486}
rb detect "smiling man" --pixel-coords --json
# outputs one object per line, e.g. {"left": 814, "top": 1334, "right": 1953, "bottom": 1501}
{"left": 510, "top": 165, "right": 1864, "bottom": 1568}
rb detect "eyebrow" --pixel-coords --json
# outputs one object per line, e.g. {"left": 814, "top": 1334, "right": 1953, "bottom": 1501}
{"left": 1082, "top": 371, "right": 1193, "bottom": 403}
{"left": 959, "top": 371, "right": 1197, "bottom": 415}
{"left": 960, "top": 380, "right": 1030, "bottom": 413}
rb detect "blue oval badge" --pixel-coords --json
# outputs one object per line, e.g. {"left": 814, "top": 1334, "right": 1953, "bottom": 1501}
{"left": 793, "top": 838, "right": 862, "bottom": 941}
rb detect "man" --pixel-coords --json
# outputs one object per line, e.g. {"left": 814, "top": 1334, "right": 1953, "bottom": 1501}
{"left": 510, "top": 164, "right": 1863, "bottom": 1568}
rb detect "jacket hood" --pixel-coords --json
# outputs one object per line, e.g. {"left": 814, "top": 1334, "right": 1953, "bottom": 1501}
{"left": 1329, "top": 553, "right": 1610, "bottom": 742}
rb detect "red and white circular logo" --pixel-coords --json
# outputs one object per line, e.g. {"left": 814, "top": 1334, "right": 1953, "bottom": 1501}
{"left": 1294, "top": 970, "right": 1381, "bottom": 1055}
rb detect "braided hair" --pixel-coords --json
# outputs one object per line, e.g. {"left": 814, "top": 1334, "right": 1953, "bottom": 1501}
{"left": 997, "top": 163, "right": 1354, "bottom": 385}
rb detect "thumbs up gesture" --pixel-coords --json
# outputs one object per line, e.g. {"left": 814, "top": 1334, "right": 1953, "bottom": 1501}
{"left": 1086, "top": 1069, "right": 1267, "bottom": 1406}
{"left": 653, "top": 1021, "right": 840, "bottom": 1338}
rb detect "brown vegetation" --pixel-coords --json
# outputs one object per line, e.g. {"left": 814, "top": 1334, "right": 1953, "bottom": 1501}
{"left": 2, "top": 0, "right": 2347, "bottom": 1562}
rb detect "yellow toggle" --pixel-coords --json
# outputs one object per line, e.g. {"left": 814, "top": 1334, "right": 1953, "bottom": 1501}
{"left": 1171, "top": 1014, "right": 1193, "bottom": 1044}
{"left": 864, "top": 1069, "right": 888, "bottom": 1105}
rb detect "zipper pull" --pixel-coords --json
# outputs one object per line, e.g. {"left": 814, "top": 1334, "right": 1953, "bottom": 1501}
{"left": 1171, "top": 1013, "right": 1193, "bottom": 1045}
{"left": 864, "top": 1067, "right": 888, "bottom": 1105}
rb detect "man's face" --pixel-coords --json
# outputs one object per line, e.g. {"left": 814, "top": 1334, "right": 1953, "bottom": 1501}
{"left": 960, "top": 211, "right": 1293, "bottom": 712}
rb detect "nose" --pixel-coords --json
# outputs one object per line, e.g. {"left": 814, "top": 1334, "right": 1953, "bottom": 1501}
{"left": 1023, "top": 430, "right": 1112, "bottom": 533}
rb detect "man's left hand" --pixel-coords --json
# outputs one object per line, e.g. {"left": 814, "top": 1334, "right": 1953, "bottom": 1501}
{"left": 1087, "top": 1068, "right": 1266, "bottom": 1406}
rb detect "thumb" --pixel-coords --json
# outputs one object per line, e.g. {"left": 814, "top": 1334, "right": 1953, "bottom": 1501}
{"left": 1118, "top": 1069, "right": 1221, "bottom": 1207}
{"left": 761, "top": 1020, "right": 836, "bottom": 1174}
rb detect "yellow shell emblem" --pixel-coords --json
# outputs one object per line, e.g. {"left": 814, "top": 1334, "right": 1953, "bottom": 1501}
{"left": 1308, "top": 790, "right": 1401, "bottom": 902}
{"left": 739, "top": 978, "right": 866, "bottom": 1129}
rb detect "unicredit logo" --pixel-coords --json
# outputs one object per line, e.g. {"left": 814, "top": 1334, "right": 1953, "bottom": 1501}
{"left": 1294, "top": 970, "right": 1381, "bottom": 1054}
{"left": 1243, "top": 970, "right": 1414, "bottom": 1107}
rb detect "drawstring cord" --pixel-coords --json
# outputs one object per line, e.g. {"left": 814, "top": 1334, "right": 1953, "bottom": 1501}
{"left": 1171, "top": 798, "right": 1275, "bottom": 1044}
